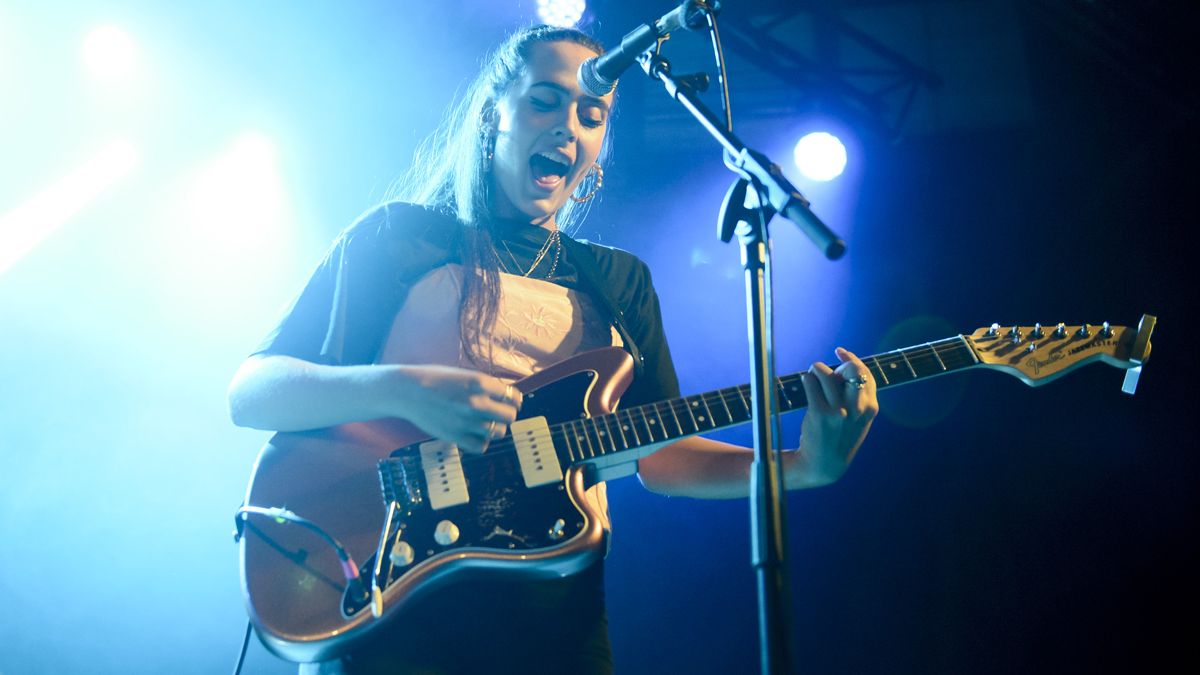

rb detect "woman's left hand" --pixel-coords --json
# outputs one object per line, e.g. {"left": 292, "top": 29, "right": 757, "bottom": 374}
{"left": 793, "top": 347, "right": 879, "bottom": 486}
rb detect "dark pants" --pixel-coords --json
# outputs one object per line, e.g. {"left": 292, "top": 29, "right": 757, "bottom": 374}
{"left": 302, "top": 563, "right": 613, "bottom": 675}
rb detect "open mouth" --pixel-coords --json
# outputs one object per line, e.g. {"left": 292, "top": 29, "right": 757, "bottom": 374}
{"left": 529, "top": 152, "right": 571, "bottom": 189}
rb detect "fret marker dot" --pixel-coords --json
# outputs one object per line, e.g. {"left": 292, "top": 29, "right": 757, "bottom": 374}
{"left": 698, "top": 416, "right": 706, "bottom": 422}
{"left": 622, "top": 425, "right": 629, "bottom": 431}
{"left": 648, "top": 419, "right": 656, "bottom": 424}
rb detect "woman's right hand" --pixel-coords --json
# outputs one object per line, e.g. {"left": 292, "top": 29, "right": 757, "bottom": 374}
{"left": 382, "top": 364, "right": 523, "bottom": 454}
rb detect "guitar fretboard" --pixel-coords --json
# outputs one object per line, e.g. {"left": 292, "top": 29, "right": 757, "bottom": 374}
{"left": 551, "top": 336, "right": 979, "bottom": 466}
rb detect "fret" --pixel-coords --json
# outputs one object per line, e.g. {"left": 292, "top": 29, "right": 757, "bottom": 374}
{"left": 927, "top": 342, "right": 948, "bottom": 371}
{"left": 778, "top": 376, "right": 805, "bottom": 413}
{"left": 867, "top": 355, "right": 890, "bottom": 385}
{"left": 558, "top": 427, "right": 578, "bottom": 463}
{"left": 733, "top": 385, "right": 752, "bottom": 418}
{"left": 697, "top": 395, "right": 717, "bottom": 429}
{"left": 898, "top": 349, "right": 918, "bottom": 378}
{"left": 775, "top": 378, "right": 793, "bottom": 409}
{"left": 685, "top": 395, "right": 714, "bottom": 430}
{"left": 680, "top": 397, "right": 702, "bottom": 433}
{"left": 596, "top": 413, "right": 620, "bottom": 455}
{"left": 573, "top": 419, "right": 597, "bottom": 459}
{"left": 619, "top": 408, "right": 642, "bottom": 447}
{"left": 713, "top": 390, "right": 735, "bottom": 425}
{"left": 637, "top": 406, "right": 660, "bottom": 442}
{"left": 650, "top": 402, "right": 673, "bottom": 441}
{"left": 583, "top": 418, "right": 605, "bottom": 458}
{"left": 661, "top": 399, "right": 685, "bottom": 437}
{"left": 721, "top": 387, "right": 750, "bottom": 424}
{"left": 609, "top": 409, "right": 630, "bottom": 449}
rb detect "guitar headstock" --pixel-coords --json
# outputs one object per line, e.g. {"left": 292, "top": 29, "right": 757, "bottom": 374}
{"left": 964, "top": 314, "right": 1155, "bottom": 392}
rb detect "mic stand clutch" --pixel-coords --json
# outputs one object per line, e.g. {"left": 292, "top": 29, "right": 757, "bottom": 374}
{"left": 637, "top": 30, "right": 847, "bottom": 675}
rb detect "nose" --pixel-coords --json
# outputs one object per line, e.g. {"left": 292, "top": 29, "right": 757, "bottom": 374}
{"left": 551, "top": 107, "right": 579, "bottom": 141}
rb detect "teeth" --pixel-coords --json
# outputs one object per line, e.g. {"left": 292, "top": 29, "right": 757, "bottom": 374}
{"left": 536, "top": 150, "right": 572, "bottom": 167}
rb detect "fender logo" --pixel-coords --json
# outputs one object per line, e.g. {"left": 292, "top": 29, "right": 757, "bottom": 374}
{"left": 1026, "top": 350, "right": 1064, "bottom": 375}
{"left": 1026, "top": 339, "right": 1114, "bottom": 374}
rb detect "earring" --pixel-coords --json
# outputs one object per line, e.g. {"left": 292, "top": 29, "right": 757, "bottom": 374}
{"left": 569, "top": 163, "right": 604, "bottom": 203}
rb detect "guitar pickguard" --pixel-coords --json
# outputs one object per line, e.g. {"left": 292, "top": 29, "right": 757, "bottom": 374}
{"left": 341, "top": 368, "right": 608, "bottom": 619}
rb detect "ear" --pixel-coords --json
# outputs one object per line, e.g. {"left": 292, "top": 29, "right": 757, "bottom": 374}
{"left": 479, "top": 101, "right": 499, "bottom": 137}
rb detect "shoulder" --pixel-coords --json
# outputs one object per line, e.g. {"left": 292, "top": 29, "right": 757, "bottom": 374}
{"left": 339, "top": 201, "right": 460, "bottom": 249}
{"left": 576, "top": 239, "right": 654, "bottom": 288}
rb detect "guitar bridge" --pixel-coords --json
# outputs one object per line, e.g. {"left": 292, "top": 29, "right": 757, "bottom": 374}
{"left": 378, "top": 455, "right": 424, "bottom": 508}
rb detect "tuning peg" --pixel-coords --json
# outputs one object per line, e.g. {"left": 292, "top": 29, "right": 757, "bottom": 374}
{"left": 1076, "top": 324, "right": 1091, "bottom": 338}
{"left": 1008, "top": 326, "right": 1022, "bottom": 343}
{"left": 1054, "top": 323, "right": 1067, "bottom": 338}
{"left": 1030, "top": 323, "right": 1045, "bottom": 339}
{"left": 987, "top": 323, "right": 1000, "bottom": 337}
{"left": 1101, "top": 321, "right": 1113, "bottom": 338}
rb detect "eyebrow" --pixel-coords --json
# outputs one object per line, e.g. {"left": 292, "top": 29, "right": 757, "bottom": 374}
{"left": 530, "top": 81, "right": 611, "bottom": 111}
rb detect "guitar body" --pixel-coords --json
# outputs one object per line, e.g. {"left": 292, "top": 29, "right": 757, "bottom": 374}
{"left": 239, "top": 348, "right": 635, "bottom": 663}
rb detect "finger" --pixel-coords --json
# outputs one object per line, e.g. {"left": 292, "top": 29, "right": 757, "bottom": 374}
{"left": 470, "top": 394, "right": 520, "bottom": 425}
{"left": 800, "top": 369, "right": 832, "bottom": 413}
{"left": 479, "top": 377, "right": 523, "bottom": 410}
{"left": 835, "top": 347, "right": 874, "bottom": 391}
{"left": 808, "top": 361, "right": 845, "bottom": 411}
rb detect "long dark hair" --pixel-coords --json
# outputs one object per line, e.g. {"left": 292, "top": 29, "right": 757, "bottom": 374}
{"left": 389, "top": 26, "right": 611, "bottom": 368}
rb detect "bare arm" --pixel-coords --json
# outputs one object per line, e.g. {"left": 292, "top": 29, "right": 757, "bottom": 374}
{"left": 227, "top": 354, "right": 522, "bottom": 453}
{"left": 638, "top": 348, "right": 878, "bottom": 499}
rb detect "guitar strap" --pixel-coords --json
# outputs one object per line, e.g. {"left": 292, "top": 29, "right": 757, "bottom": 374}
{"left": 561, "top": 235, "right": 645, "bottom": 378}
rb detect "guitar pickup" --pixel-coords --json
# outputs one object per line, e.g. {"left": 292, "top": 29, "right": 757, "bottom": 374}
{"left": 419, "top": 440, "right": 469, "bottom": 510}
{"left": 510, "top": 416, "right": 563, "bottom": 488}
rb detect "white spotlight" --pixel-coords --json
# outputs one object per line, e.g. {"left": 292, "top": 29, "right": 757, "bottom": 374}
{"left": 81, "top": 25, "right": 137, "bottom": 83}
{"left": 0, "top": 140, "right": 140, "bottom": 274}
{"left": 181, "top": 132, "right": 286, "bottom": 251}
{"left": 793, "top": 132, "right": 847, "bottom": 182}
{"left": 537, "top": 0, "right": 586, "bottom": 28}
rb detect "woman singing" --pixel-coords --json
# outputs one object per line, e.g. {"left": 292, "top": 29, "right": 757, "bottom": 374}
{"left": 229, "top": 24, "right": 878, "bottom": 675}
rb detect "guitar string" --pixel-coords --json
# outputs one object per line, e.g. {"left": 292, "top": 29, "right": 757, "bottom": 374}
{"left": 382, "top": 329, "right": 1113, "bottom": 484}
{"left": 381, "top": 337, "right": 986, "bottom": 474}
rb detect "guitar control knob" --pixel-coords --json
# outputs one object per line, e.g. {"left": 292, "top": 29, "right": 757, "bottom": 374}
{"left": 1101, "top": 321, "right": 1113, "bottom": 338}
{"left": 433, "top": 520, "right": 460, "bottom": 546}
{"left": 1054, "top": 323, "right": 1067, "bottom": 338}
{"left": 389, "top": 540, "right": 415, "bottom": 567}
{"left": 1076, "top": 324, "right": 1091, "bottom": 338}
{"left": 1031, "top": 323, "right": 1045, "bottom": 339}
{"left": 548, "top": 518, "right": 567, "bottom": 541}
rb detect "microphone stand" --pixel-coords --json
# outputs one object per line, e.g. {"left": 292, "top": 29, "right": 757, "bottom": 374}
{"left": 636, "top": 33, "right": 846, "bottom": 675}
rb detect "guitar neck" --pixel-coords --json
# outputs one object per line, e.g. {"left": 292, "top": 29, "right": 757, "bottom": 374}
{"left": 552, "top": 336, "right": 979, "bottom": 467}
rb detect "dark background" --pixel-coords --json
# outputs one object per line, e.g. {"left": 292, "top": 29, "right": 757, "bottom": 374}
{"left": 1, "top": 1, "right": 1194, "bottom": 673}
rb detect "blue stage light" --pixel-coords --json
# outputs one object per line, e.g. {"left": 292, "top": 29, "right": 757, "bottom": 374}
{"left": 793, "top": 131, "right": 847, "bottom": 182}
{"left": 537, "top": 0, "right": 586, "bottom": 28}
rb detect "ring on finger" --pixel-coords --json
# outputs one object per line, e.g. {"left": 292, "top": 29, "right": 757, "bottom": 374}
{"left": 486, "top": 419, "right": 498, "bottom": 437}
{"left": 844, "top": 372, "right": 869, "bottom": 390}
{"left": 504, "top": 383, "right": 515, "bottom": 403}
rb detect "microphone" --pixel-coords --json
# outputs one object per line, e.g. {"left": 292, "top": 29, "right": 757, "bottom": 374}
{"left": 577, "top": 0, "right": 714, "bottom": 97}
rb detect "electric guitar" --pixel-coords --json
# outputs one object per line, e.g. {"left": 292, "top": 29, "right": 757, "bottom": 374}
{"left": 237, "top": 315, "right": 1155, "bottom": 662}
